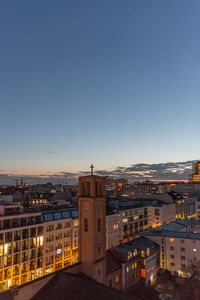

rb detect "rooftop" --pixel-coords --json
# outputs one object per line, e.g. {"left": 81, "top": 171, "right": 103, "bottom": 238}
{"left": 141, "top": 219, "right": 200, "bottom": 240}
{"left": 115, "top": 236, "right": 155, "bottom": 254}
{"left": 30, "top": 270, "right": 137, "bottom": 300}
{"left": 141, "top": 229, "right": 200, "bottom": 240}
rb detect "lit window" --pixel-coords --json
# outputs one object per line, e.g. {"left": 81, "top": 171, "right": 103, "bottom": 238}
{"left": 115, "top": 274, "right": 119, "bottom": 284}
{"left": 128, "top": 252, "right": 132, "bottom": 260}
{"left": 123, "top": 218, "right": 128, "bottom": 223}
{"left": 193, "top": 248, "right": 197, "bottom": 252}
{"left": 133, "top": 249, "right": 138, "bottom": 256}
{"left": 141, "top": 269, "right": 146, "bottom": 278}
{"left": 40, "top": 236, "right": 43, "bottom": 246}
{"left": 146, "top": 248, "right": 150, "bottom": 256}
{"left": 170, "top": 238, "right": 174, "bottom": 243}
{"left": 4, "top": 244, "right": 8, "bottom": 255}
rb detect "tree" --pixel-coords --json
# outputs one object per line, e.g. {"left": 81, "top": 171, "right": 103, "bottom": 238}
{"left": 184, "top": 259, "right": 200, "bottom": 280}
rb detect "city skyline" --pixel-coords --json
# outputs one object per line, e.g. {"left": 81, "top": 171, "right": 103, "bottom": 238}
{"left": 0, "top": 159, "right": 197, "bottom": 185}
{"left": 1, "top": 1, "right": 200, "bottom": 298}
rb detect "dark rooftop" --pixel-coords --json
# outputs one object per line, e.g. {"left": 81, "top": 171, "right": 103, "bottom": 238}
{"left": 115, "top": 236, "right": 156, "bottom": 254}
{"left": 30, "top": 271, "right": 138, "bottom": 300}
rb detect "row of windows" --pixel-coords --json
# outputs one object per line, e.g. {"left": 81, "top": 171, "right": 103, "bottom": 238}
{"left": 0, "top": 238, "right": 43, "bottom": 256}
{"left": 0, "top": 215, "right": 42, "bottom": 230}
{"left": 46, "top": 231, "right": 73, "bottom": 242}
{"left": 170, "top": 263, "right": 186, "bottom": 269}
{"left": 0, "top": 227, "right": 43, "bottom": 243}
{"left": 43, "top": 210, "right": 78, "bottom": 222}
{"left": 0, "top": 248, "right": 43, "bottom": 267}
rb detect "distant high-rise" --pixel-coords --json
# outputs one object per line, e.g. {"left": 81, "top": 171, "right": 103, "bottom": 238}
{"left": 190, "top": 161, "right": 200, "bottom": 182}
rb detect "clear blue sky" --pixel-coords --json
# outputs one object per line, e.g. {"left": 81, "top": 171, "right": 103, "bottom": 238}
{"left": 0, "top": 0, "right": 200, "bottom": 175}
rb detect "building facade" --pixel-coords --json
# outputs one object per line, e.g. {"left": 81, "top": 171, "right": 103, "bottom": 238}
{"left": 106, "top": 236, "right": 157, "bottom": 291}
{"left": 148, "top": 203, "right": 176, "bottom": 228}
{"left": 141, "top": 219, "right": 200, "bottom": 277}
{"left": 0, "top": 202, "right": 78, "bottom": 293}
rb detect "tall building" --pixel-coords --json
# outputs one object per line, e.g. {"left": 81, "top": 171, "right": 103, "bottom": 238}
{"left": 190, "top": 161, "right": 200, "bottom": 183}
{"left": 78, "top": 170, "right": 106, "bottom": 284}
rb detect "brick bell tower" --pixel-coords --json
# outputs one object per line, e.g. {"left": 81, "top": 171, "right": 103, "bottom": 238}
{"left": 78, "top": 164, "right": 106, "bottom": 284}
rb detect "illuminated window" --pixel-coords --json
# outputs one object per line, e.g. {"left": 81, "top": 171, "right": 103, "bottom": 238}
{"left": 128, "top": 252, "right": 132, "bottom": 260}
{"left": 141, "top": 250, "right": 145, "bottom": 257}
{"left": 40, "top": 236, "right": 43, "bottom": 246}
{"left": 170, "top": 238, "right": 174, "bottom": 243}
{"left": 146, "top": 248, "right": 150, "bottom": 256}
{"left": 123, "top": 218, "right": 128, "bottom": 223}
{"left": 193, "top": 248, "right": 197, "bottom": 252}
{"left": 133, "top": 249, "right": 138, "bottom": 256}
{"left": 141, "top": 269, "right": 146, "bottom": 278}
{"left": 115, "top": 274, "right": 119, "bottom": 284}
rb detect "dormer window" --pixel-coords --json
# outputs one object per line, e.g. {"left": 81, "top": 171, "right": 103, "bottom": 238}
{"left": 128, "top": 252, "right": 132, "bottom": 260}
{"left": 146, "top": 248, "right": 150, "bottom": 256}
{"left": 133, "top": 249, "right": 137, "bottom": 256}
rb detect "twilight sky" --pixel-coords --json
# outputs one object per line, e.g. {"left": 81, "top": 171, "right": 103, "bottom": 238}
{"left": 0, "top": 0, "right": 200, "bottom": 180}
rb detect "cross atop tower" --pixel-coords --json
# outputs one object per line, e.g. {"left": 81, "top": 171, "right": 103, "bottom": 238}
{"left": 90, "top": 164, "right": 94, "bottom": 175}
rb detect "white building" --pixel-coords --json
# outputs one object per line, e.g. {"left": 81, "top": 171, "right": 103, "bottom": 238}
{"left": 141, "top": 219, "right": 200, "bottom": 277}
{"left": 148, "top": 203, "right": 176, "bottom": 228}
{"left": 106, "top": 211, "right": 120, "bottom": 249}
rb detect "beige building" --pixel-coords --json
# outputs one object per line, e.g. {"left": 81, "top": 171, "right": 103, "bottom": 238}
{"left": 106, "top": 200, "right": 175, "bottom": 249}
{"left": 148, "top": 203, "right": 176, "bottom": 228}
{"left": 0, "top": 202, "right": 79, "bottom": 293}
{"left": 106, "top": 212, "right": 120, "bottom": 249}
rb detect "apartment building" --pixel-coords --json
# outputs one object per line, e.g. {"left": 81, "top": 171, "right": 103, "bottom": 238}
{"left": 0, "top": 202, "right": 78, "bottom": 293}
{"left": 106, "top": 210, "right": 121, "bottom": 249}
{"left": 106, "top": 201, "right": 149, "bottom": 247}
{"left": 106, "top": 200, "right": 176, "bottom": 249}
{"left": 148, "top": 203, "right": 176, "bottom": 228}
{"left": 140, "top": 219, "right": 200, "bottom": 277}
{"left": 106, "top": 236, "right": 157, "bottom": 291}
{"left": 119, "top": 205, "right": 149, "bottom": 242}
